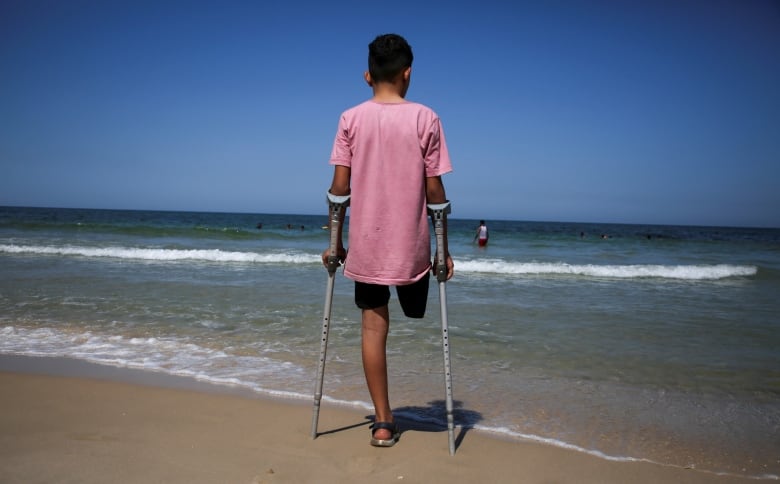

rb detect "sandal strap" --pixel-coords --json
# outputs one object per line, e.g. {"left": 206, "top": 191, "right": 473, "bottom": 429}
{"left": 370, "top": 421, "right": 398, "bottom": 433}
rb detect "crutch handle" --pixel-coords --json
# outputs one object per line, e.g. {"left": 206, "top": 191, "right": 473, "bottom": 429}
{"left": 326, "top": 192, "right": 350, "bottom": 274}
{"left": 427, "top": 201, "right": 451, "bottom": 283}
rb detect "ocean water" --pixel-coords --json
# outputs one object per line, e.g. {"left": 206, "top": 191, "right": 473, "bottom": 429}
{"left": 1, "top": 206, "right": 778, "bottom": 478}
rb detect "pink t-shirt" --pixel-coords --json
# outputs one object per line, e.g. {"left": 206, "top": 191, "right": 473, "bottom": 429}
{"left": 329, "top": 100, "right": 453, "bottom": 285}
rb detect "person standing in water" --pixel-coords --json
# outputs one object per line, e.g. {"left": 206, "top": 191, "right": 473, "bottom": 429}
{"left": 474, "top": 220, "right": 489, "bottom": 246}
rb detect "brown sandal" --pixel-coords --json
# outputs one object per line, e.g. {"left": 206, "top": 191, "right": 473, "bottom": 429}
{"left": 369, "top": 422, "right": 400, "bottom": 447}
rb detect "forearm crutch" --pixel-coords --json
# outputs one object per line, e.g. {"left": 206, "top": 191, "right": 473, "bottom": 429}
{"left": 428, "top": 201, "right": 456, "bottom": 455}
{"left": 311, "top": 192, "right": 350, "bottom": 439}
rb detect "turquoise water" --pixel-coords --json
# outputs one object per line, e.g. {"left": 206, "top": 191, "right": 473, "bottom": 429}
{"left": 1, "top": 206, "right": 778, "bottom": 478}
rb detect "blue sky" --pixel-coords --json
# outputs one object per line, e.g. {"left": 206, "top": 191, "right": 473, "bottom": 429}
{"left": 2, "top": 0, "right": 778, "bottom": 227}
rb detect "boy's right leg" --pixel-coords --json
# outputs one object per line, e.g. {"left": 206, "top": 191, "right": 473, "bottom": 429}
{"left": 361, "top": 305, "right": 394, "bottom": 441}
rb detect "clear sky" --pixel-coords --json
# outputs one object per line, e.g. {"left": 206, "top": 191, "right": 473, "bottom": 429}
{"left": 2, "top": 0, "right": 778, "bottom": 227}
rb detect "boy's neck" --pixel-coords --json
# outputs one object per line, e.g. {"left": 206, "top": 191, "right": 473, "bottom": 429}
{"left": 371, "top": 81, "right": 408, "bottom": 103}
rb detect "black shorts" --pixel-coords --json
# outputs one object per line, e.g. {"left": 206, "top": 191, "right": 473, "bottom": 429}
{"left": 354, "top": 272, "right": 430, "bottom": 319}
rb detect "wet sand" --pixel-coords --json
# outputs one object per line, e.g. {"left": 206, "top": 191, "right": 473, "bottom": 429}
{"left": 0, "top": 356, "right": 759, "bottom": 484}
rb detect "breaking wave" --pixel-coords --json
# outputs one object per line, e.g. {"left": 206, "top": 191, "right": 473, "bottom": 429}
{"left": 0, "top": 243, "right": 317, "bottom": 265}
{"left": 457, "top": 259, "right": 756, "bottom": 280}
{"left": 1, "top": 244, "right": 758, "bottom": 280}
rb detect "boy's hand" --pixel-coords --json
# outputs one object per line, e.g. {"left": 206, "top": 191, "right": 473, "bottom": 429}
{"left": 321, "top": 246, "right": 347, "bottom": 267}
{"left": 433, "top": 255, "right": 454, "bottom": 280}
{"left": 444, "top": 255, "right": 454, "bottom": 280}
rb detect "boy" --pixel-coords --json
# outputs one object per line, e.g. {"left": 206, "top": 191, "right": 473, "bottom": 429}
{"left": 322, "top": 33, "right": 454, "bottom": 447}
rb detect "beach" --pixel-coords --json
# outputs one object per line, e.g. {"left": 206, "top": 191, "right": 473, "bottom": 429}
{"left": 2, "top": 207, "right": 779, "bottom": 480}
{"left": 0, "top": 356, "right": 762, "bottom": 484}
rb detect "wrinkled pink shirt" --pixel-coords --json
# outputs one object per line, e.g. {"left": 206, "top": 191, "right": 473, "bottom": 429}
{"left": 329, "top": 100, "right": 453, "bottom": 285}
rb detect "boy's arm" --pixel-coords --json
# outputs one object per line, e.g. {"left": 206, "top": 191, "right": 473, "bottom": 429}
{"left": 322, "top": 165, "right": 350, "bottom": 267}
{"left": 329, "top": 165, "right": 351, "bottom": 197}
{"left": 426, "top": 176, "right": 454, "bottom": 280}
{"left": 425, "top": 175, "right": 446, "bottom": 205}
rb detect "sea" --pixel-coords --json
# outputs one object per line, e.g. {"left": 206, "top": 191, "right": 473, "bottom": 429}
{"left": 1, "top": 206, "right": 778, "bottom": 479}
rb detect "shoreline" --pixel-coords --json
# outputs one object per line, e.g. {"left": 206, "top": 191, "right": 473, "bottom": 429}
{"left": 0, "top": 354, "right": 767, "bottom": 483}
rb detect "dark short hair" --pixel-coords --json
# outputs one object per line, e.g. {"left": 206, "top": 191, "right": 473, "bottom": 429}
{"left": 368, "top": 34, "right": 413, "bottom": 83}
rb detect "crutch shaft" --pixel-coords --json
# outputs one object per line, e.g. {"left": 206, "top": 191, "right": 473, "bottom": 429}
{"left": 439, "top": 281, "right": 456, "bottom": 455}
{"left": 311, "top": 272, "right": 335, "bottom": 438}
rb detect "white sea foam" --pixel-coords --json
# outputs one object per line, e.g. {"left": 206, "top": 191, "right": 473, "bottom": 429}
{"left": 0, "top": 325, "right": 309, "bottom": 396}
{"left": 456, "top": 259, "right": 757, "bottom": 280}
{"left": 0, "top": 244, "right": 318, "bottom": 264}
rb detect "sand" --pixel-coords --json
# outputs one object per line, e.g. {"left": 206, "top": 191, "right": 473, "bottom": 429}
{"left": 0, "top": 357, "right": 759, "bottom": 484}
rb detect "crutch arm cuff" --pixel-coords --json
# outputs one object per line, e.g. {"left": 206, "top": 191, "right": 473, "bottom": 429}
{"left": 327, "top": 192, "right": 351, "bottom": 206}
{"left": 426, "top": 201, "right": 451, "bottom": 215}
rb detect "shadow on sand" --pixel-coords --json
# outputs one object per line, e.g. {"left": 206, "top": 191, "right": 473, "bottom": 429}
{"left": 373, "top": 399, "right": 482, "bottom": 451}
{"left": 315, "top": 399, "right": 482, "bottom": 452}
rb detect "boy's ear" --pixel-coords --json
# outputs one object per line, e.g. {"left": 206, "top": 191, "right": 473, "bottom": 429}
{"left": 403, "top": 67, "right": 411, "bottom": 81}
{"left": 364, "top": 71, "right": 373, "bottom": 87}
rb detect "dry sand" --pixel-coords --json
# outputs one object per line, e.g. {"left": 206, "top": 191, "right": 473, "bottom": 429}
{"left": 0, "top": 359, "right": 759, "bottom": 484}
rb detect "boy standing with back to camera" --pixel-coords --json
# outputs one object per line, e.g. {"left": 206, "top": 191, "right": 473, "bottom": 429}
{"left": 323, "top": 33, "right": 454, "bottom": 447}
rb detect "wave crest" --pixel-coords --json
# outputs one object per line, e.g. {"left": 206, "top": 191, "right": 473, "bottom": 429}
{"left": 0, "top": 243, "right": 317, "bottom": 264}
{"left": 457, "top": 260, "right": 757, "bottom": 280}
